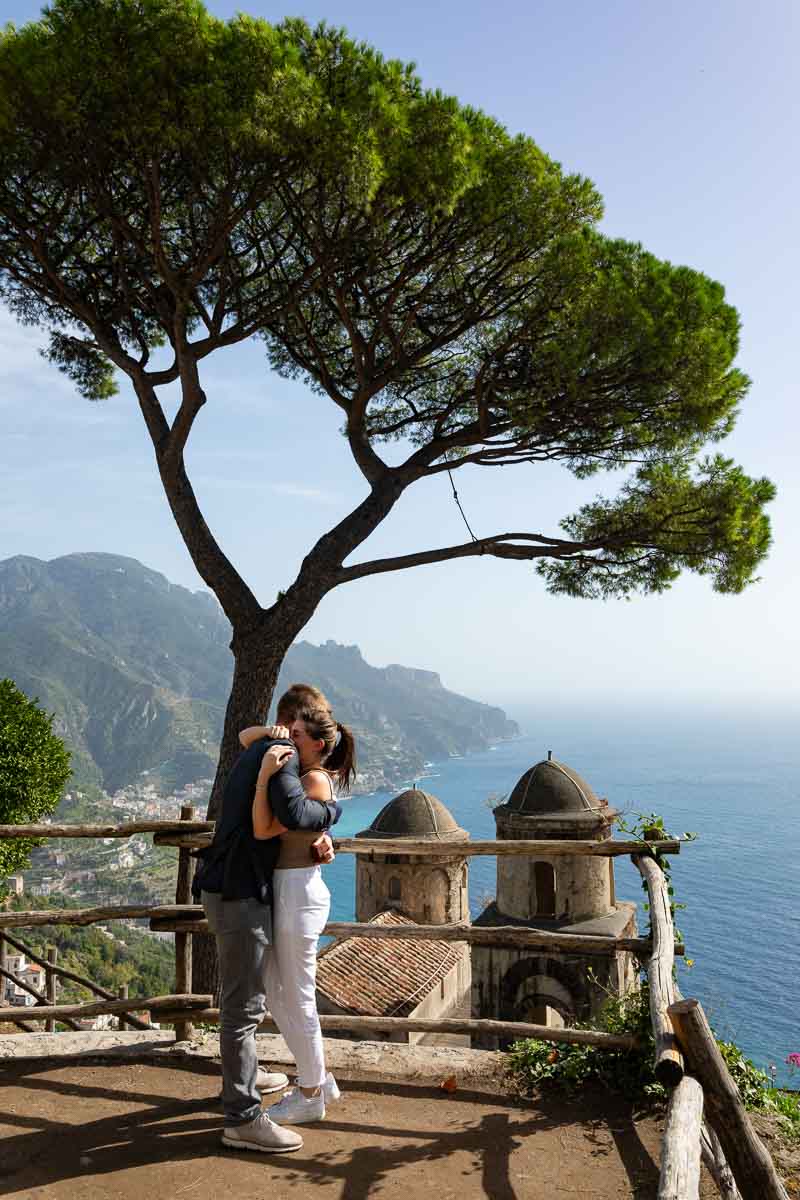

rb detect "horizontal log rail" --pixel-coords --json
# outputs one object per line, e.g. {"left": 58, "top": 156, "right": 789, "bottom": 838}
{"left": 0, "top": 904, "right": 193, "bottom": 929}
{"left": 155, "top": 1007, "right": 640, "bottom": 1049}
{"left": 0, "top": 823, "right": 682, "bottom": 859}
{"left": 0, "top": 821, "right": 214, "bottom": 839}
{"left": 633, "top": 853, "right": 683, "bottom": 1086}
{"left": 149, "top": 914, "right": 683, "bottom": 956}
{"left": 155, "top": 832, "right": 684, "bottom": 856}
{"left": 1, "top": 931, "right": 150, "bottom": 1030}
{"left": 0, "top": 992, "right": 212, "bottom": 1025}
{"left": 342, "top": 837, "right": 682, "bottom": 857}
{"left": 0, "top": 905, "right": 682, "bottom": 959}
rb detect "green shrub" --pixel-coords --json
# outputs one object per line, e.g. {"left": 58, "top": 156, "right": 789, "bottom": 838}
{"left": 717, "top": 1042, "right": 800, "bottom": 1138}
{"left": 509, "top": 988, "right": 800, "bottom": 1139}
{"left": 508, "top": 984, "right": 666, "bottom": 1106}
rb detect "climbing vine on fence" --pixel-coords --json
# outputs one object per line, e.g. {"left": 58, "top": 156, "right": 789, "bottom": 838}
{"left": 615, "top": 810, "right": 696, "bottom": 944}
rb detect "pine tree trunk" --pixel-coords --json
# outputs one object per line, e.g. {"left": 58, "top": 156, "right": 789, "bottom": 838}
{"left": 191, "top": 615, "right": 299, "bottom": 997}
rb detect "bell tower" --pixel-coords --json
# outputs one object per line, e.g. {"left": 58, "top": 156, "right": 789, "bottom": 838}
{"left": 472, "top": 756, "right": 638, "bottom": 1045}
{"left": 355, "top": 787, "right": 469, "bottom": 926}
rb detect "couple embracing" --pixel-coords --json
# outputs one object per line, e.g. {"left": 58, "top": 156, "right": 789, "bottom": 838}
{"left": 194, "top": 682, "right": 356, "bottom": 1154}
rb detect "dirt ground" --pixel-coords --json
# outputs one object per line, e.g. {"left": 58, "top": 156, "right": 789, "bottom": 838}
{"left": 0, "top": 1058, "right": 793, "bottom": 1200}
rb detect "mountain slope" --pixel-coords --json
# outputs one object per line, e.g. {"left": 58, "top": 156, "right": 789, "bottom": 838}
{"left": 0, "top": 553, "right": 518, "bottom": 794}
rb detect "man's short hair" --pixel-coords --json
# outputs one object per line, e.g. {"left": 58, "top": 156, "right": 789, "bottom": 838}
{"left": 275, "top": 683, "right": 332, "bottom": 723}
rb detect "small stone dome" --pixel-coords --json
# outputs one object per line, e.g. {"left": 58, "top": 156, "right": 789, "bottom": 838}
{"left": 357, "top": 787, "right": 468, "bottom": 841}
{"left": 507, "top": 757, "right": 605, "bottom": 816}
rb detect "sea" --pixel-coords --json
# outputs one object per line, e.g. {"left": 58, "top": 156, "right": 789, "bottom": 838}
{"left": 322, "top": 702, "right": 800, "bottom": 1086}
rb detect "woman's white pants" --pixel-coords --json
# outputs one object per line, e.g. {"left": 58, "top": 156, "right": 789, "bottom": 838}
{"left": 265, "top": 865, "right": 330, "bottom": 1089}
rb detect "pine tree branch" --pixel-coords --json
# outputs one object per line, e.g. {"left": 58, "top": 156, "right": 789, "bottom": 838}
{"left": 336, "top": 532, "right": 593, "bottom": 583}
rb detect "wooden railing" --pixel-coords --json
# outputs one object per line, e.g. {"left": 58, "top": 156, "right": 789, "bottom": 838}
{"left": 0, "top": 815, "right": 788, "bottom": 1199}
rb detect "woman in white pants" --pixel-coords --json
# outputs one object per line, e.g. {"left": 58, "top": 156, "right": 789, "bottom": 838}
{"left": 249, "top": 705, "right": 356, "bottom": 1125}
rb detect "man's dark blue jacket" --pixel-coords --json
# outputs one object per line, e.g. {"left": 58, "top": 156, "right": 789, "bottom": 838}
{"left": 193, "top": 737, "right": 339, "bottom": 903}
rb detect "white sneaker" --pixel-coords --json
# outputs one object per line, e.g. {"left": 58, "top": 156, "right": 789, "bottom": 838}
{"left": 323, "top": 1072, "right": 341, "bottom": 1103}
{"left": 257, "top": 1067, "right": 289, "bottom": 1094}
{"left": 221, "top": 1110, "right": 303, "bottom": 1153}
{"left": 268, "top": 1087, "right": 326, "bottom": 1125}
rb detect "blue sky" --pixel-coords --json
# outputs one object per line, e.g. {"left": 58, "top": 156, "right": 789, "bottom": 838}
{"left": 1, "top": 0, "right": 798, "bottom": 712}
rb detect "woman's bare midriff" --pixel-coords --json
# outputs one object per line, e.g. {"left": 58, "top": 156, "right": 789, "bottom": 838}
{"left": 275, "top": 829, "right": 322, "bottom": 870}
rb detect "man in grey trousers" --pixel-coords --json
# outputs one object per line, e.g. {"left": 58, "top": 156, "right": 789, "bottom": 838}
{"left": 194, "top": 689, "right": 338, "bottom": 1154}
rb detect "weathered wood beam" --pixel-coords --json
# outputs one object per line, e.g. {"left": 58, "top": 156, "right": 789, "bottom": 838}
{"left": 0, "top": 904, "right": 200, "bottom": 929}
{"left": 658, "top": 1074, "right": 704, "bottom": 1200}
{"left": 0, "top": 821, "right": 214, "bottom": 839}
{"left": 0, "top": 904, "right": 683, "bottom": 962}
{"left": 173, "top": 805, "right": 195, "bottom": 1043}
{"left": 155, "top": 1008, "right": 639, "bottom": 1049}
{"left": 118, "top": 983, "right": 130, "bottom": 1031}
{"left": 153, "top": 832, "right": 684, "bottom": 854}
{"left": 45, "top": 946, "right": 58, "bottom": 1033}
{"left": 149, "top": 915, "right": 683, "bottom": 956}
{"left": 342, "top": 838, "right": 682, "bottom": 857}
{"left": 0, "top": 992, "right": 212, "bottom": 1025}
{"left": 633, "top": 853, "right": 683, "bottom": 1086}
{"left": 701, "top": 1122, "right": 742, "bottom": 1200}
{"left": 668, "top": 998, "right": 789, "bottom": 1200}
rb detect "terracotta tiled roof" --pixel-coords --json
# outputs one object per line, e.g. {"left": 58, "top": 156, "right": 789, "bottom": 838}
{"left": 316, "top": 910, "right": 464, "bottom": 1018}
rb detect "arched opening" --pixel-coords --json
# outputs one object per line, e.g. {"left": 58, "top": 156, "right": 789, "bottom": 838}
{"left": 534, "top": 861, "right": 556, "bottom": 916}
{"left": 521, "top": 999, "right": 566, "bottom": 1029}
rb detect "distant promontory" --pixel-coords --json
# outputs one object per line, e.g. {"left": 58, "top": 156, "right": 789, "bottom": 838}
{"left": 0, "top": 553, "right": 518, "bottom": 798}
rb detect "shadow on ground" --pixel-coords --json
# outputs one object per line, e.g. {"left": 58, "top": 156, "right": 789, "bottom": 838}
{"left": 0, "top": 1058, "right": 704, "bottom": 1199}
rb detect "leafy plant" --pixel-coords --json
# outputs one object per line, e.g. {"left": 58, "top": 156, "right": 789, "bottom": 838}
{"left": 717, "top": 1042, "right": 800, "bottom": 1139}
{"left": 508, "top": 983, "right": 667, "bottom": 1106}
{"left": 615, "top": 810, "right": 696, "bottom": 941}
{"left": 509, "top": 987, "right": 800, "bottom": 1139}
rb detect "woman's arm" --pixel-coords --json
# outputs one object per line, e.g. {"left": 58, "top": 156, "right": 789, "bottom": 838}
{"left": 251, "top": 744, "right": 292, "bottom": 840}
{"left": 239, "top": 723, "right": 289, "bottom": 749}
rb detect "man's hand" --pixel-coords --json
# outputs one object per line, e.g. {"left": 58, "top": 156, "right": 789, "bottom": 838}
{"left": 311, "top": 832, "right": 334, "bottom": 865}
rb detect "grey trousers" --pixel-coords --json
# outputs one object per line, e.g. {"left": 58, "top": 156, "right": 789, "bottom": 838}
{"left": 202, "top": 890, "right": 273, "bottom": 1126}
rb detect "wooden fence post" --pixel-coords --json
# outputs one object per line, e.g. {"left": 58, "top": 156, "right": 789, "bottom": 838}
{"left": 668, "top": 998, "right": 789, "bottom": 1200}
{"left": 45, "top": 946, "right": 57, "bottom": 1033}
{"left": 118, "top": 983, "right": 129, "bottom": 1030}
{"left": 174, "top": 805, "right": 195, "bottom": 1043}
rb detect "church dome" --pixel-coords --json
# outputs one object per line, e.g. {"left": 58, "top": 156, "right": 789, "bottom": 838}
{"left": 357, "top": 787, "right": 468, "bottom": 841}
{"left": 506, "top": 757, "right": 605, "bottom": 817}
